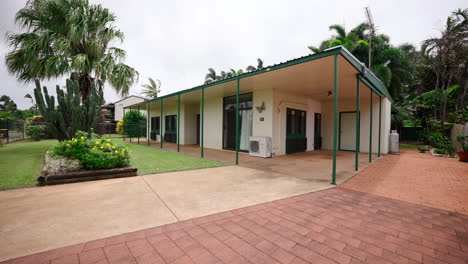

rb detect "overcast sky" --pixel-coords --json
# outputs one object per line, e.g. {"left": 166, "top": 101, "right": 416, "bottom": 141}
{"left": 1, "top": 0, "right": 466, "bottom": 109}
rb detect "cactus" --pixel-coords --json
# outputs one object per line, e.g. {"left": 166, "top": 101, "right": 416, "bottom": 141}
{"left": 34, "top": 75, "right": 103, "bottom": 141}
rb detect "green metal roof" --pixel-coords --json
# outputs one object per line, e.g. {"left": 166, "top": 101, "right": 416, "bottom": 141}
{"left": 125, "top": 46, "right": 393, "bottom": 109}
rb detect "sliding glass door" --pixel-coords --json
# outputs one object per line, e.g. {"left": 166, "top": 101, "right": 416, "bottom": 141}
{"left": 223, "top": 93, "right": 253, "bottom": 152}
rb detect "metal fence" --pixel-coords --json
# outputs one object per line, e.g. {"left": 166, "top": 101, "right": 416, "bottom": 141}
{"left": 94, "top": 122, "right": 117, "bottom": 135}
{"left": 0, "top": 118, "right": 26, "bottom": 144}
{"left": 0, "top": 120, "right": 142, "bottom": 143}
{"left": 122, "top": 122, "right": 148, "bottom": 143}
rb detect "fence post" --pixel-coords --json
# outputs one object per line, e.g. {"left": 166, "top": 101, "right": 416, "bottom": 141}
{"left": 6, "top": 119, "right": 9, "bottom": 144}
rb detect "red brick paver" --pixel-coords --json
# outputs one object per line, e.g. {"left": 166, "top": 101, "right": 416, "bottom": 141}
{"left": 3, "top": 188, "right": 468, "bottom": 264}
{"left": 341, "top": 149, "right": 468, "bottom": 215}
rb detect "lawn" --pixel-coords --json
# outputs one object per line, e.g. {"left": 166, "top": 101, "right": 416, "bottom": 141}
{"left": 0, "top": 140, "right": 57, "bottom": 190}
{"left": 399, "top": 143, "right": 422, "bottom": 150}
{"left": 117, "top": 141, "right": 227, "bottom": 175}
{"left": 0, "top": 139, "right": 226, "bottom": 190}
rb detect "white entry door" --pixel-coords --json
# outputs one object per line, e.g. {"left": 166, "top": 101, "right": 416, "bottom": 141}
{"left": 340, "top": 112, "right": 357, "bottom": 151}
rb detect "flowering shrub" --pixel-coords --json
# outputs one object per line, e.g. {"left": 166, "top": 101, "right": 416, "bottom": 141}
{"left": 116, "top": 120, "right": 125, "bottom": 135}
{"left": 51, "top": 131, "right": 130, "bottom": 169}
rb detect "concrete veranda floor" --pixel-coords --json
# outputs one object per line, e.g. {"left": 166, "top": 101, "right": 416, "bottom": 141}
{"left": 0, "top": 147, "right": 374, "bottom": 262}
{"left": 125, "top": 139, "right": 377, "bottom": 184}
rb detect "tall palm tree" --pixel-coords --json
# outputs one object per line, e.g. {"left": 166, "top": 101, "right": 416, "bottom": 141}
{"left": 5, "top": 0, "right": 138, "bottom": 103}
{"left": 141, "top": 78, "right": 161, "bottom": 99}
{"left": 246, "top": 58, "right": 264, "bottom": 72}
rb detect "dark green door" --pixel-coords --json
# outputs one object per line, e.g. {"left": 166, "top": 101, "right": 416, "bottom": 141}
{"left": 286, "top": 108, "right": 307, "bottom": 154}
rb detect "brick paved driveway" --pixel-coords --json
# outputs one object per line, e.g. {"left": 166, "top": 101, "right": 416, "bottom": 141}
{"left": 4, "top": 188, "right": 467, "bottom": 264}
{"left": 341, "top": 149, "right": 468, "bottom": 215}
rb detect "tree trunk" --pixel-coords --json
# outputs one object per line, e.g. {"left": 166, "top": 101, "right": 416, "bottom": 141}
{"left": 78, "top": 73, "right": 94, "bottom": 104}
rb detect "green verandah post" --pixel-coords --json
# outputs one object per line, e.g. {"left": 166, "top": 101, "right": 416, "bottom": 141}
{"left": 123, "top": 107, "right": 126, "bottom": 141}
{"left": 201, "top": 87, "right": 205, "bottom": 157}
{"left": 137, "top": 104, "right": 140, "bottom": 144}
{"left": 235, "top": 79, "right": 240, "bottom": 165}
{"left": 378, "top": 96, "right": 382, "bottom": 157}
{"left": 355, "top": 75, "right": 361, "bottom": 171}
{"left": 369, "top": 90, "right": 373, "bottom": 163}
{"left": 129, "top": 106, "right": 132, "bottom": 143}
{"left": 177, "top": 94, "right": 180, "bottom": 152}
{"left": 332, "top": 54, "right": 339, "bottom": 185}
{"left": 147, "top": 102, "right": 150, "bottom": 146}
{"left": 160, "top": 98, "right": 163, "bottom": 149}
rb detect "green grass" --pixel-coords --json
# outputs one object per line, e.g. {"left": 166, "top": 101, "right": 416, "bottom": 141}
{"left": 118, "top": 141, "right": 227, "bottom": 175}
{"left": 0, "top": 138, "right": 226, "bottom": 190}
{"left": 399, "top": 143, "right": 422, "bottom": 150}
{"left": 0, "top": 140, "right": 57, "bottom": 190}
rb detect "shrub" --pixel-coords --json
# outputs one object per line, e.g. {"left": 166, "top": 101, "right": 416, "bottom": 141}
{"left": 456, "top": 135, "right": 468, "bottom": 152}
{"left": 52, "top": 130, "right": 130, "bottom": 169}
{"left": 427, "top": 131, "right": 454, "bottom": 152}
{"left": 123, "top": 110, "right": 146, "bottom": 137}
{"left": 116, "top": 120, "right": 125, "bottom": 135}
{"left": 25, "top": 125, "right": 46, "bottom": 141}
{"left": 434, "top": 148, "right": 446, "bottom": 155}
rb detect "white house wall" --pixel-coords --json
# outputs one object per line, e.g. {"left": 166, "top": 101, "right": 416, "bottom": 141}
{"left": 143, "top": 88, "right": 391, "bottom": 156}
{"left": 252, "top": 89, "right": 274, "bottom": 138}
{"left": 321, "top": 95, "right": 391, "bottom": 154}
{"left": 202, "top": 97, "right": 223, "bottom": 150}
{"left": 184, "top": 104, "right": 199, "bottom": 145}
{"left": 115, "top": 97, "right": 146, "bottom": 121}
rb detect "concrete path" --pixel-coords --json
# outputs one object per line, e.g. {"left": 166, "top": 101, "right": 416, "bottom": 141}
{"left": 3, "top": 188, "right": 467, "bottom": 264}
{"left": 341, "top": 149, "right": 468, "bottom": 215}
{"left": 0, "top": 166, "right": 334, "bottom": 262}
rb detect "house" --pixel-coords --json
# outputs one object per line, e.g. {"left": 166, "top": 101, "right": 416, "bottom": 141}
{"left": 124, "top": 46, "right": 392, "bottom": 183}
{"left": 100, "top": 103, "right": 115, "bottom": 122}
{"left": 114, "top": 95, "right": 148, "bottom": 121}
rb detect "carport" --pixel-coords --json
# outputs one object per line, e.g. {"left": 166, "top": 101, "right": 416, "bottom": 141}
{"left": 124, "top": 46, "right": 392, "bottom": 184}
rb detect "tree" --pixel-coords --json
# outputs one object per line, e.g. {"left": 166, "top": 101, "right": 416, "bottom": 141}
{"left": 246, "top": 58, "right": 264, "bottom": 72}
{"left": 205, "top": 68, "right": 217, "bottom": 84}
{"left": 421, "top": 8, "right": 468, "bottom": 123}
{"left": 0, "top": 95, "right": 17, "bottom": 112}
{"left": 5, "top": 0, "right": 138, "bottom": 103}
{"left": 308, "top": 23, "right": 415, "bottom": 101}
{"left": 141, "top": 78, "right": 161, "bottom": 98}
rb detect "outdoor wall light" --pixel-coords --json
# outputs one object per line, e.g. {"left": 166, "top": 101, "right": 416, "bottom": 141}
{"left": 256, "top": 101, "right": 266, "bottom": 113}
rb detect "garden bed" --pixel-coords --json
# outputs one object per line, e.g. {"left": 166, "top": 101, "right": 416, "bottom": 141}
{"left": 38, "top": 153, "right": 137, "bottom": 185}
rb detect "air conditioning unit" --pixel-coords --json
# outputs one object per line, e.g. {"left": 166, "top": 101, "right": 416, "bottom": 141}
{"left": 249, "top": 136, "right": 272, "bottom": 158}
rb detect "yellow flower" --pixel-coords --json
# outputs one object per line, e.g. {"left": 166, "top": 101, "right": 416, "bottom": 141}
{"left": 96, "top": 141, "right": 100, "bottom": 144}
{"left": 107, "top": 139, "right": 111, "bottom": 142}
{"left": 112, "top": 146, "right": 116, "bottom": 149}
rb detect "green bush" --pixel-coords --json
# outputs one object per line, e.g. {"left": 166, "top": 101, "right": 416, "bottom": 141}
{"left": 25, "top": 125, "right": 46, "bottom": 141}
{"left": 51, "top": 130, "right": 129, "bottom": 169}
{"left": 427, "top": 131, "right": 453, "bottom": 149}
{"left": 123, "top": 110, "right": 146, "bottom": 137}
{"left": 434, "top": 148, "right": 446, "bottom": 155}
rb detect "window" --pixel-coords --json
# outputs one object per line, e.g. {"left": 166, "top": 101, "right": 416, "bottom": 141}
{"left": 165, "top": 115, "right": 177, "bottom": 133}
{"left": 164, "top": 115, "right": 177, "bottom": 143}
